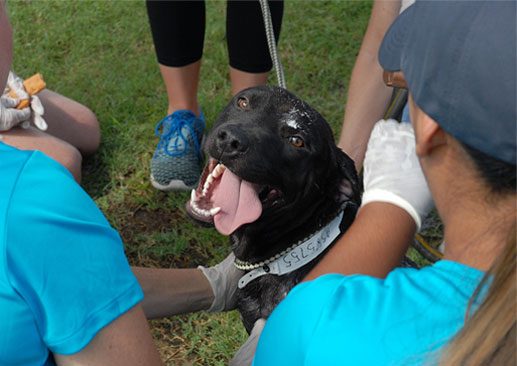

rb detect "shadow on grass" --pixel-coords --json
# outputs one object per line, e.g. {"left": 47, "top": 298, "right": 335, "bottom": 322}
{"left": 82, "top": 154, "right": 111, "bottom": 199}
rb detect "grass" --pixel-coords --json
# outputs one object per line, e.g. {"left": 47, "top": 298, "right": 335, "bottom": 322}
{"left": 8, "top": 1, "right": 437, "bottom": 364}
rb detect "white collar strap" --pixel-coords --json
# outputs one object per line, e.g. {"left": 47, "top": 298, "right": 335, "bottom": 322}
{"left": 236, "top": 210, "right": 344, "bottom": 289}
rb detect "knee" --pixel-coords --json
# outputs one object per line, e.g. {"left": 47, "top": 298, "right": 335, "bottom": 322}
{"left": 76, "top": 106, "right": 101, "bottom": 155}
{"left": 58, "top": 144, "right": 83, "bottom": 183}
{"left": 47, "top": 142, "right": 83, "bottom": 183}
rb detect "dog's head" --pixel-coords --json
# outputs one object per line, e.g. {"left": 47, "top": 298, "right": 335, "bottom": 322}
{"left": 187, "top": 86, "right": 361, "bottom": 261}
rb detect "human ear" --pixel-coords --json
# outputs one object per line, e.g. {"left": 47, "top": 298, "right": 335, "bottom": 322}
{"left": 414, "top": 112, "right": 447, "bottom": 158}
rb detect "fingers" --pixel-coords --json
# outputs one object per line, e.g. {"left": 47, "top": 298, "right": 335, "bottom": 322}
{"left": 0, "top": 107, "right": 31, "bottom": 131}
{"left": 30, "top": 95, "right": 44, "bottom": 115}
{"left": 7, "top": 71, "right": 29, "bottom": 100}
{"left": 0, "top": 95, "right": 19, "bottom": 108}
{"left": 30, "top": 96, "right": 48, "bottom": 130}
{"left": 362, "top": 119, "right": 433, "bottom": 230}
{"left": 200, "top": 252, "right": 243, "bottom": 312}
{"left": 9, "top": 107, "right": 31, "bottom": 124}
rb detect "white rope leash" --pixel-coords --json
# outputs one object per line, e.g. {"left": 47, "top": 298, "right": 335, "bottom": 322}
{"left": 259, "top": 0, "right": 286, "bottom": 89}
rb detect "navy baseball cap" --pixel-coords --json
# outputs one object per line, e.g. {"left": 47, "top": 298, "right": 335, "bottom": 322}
{"left": 379, "top": 1, "right": 516, "bottom": 165}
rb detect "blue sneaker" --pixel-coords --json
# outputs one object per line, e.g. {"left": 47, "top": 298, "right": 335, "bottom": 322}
{"left": 150, "top": 110, "right": 205, "bottom": 191}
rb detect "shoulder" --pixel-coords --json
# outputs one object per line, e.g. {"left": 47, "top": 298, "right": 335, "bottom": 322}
{"left": 1, "top": 145, "right": 143, "bottom": 355}
{"left": 286, "top": 262, "right": 483, "bottom": 320}
{"left": 10, "top": 148, "right": 106, "bottom": 223}
{"left": 255, "top": 263, "right": 484, "bottom": 366}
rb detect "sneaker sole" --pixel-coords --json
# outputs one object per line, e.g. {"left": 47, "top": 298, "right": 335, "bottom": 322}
{"left": 150, "top": 175, "right": 195, "bottom": 191}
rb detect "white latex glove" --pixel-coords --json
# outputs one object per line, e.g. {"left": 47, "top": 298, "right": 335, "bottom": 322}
{"left": 5, "top": 71, "right": 47, "bottom": 130}
{"left": 362, "top": 119, "right": 433, "bottom": 230}
{"left": 6, "top": 71, "right": 29, "bottom": 100}
{"left": 229, "top": 318, "right": 266, "bottom": 366}
{"left": 0, "top": 95, "right": 31, "bottom": 131}
{"left": 198, "top": 252, "right": 243, "bottom": 312}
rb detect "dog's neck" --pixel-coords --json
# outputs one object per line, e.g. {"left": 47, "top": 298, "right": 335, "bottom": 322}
{"left": 235, "top": 208, "right": 346, "bottom": 288}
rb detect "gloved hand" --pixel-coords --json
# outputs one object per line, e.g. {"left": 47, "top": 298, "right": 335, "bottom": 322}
{"left": 361, "top": 119, "right": 433, "bottom": 230}
{"left": 198, "top": 252, "right": 243, "bottom": 312}
{"left": 230, "top": 318, "right": 266, "bottom": 366}
{"left": 5, "top": 71, "right": 47, "bottom": 130}
{"left": 0, "top": 95, "right": 31, "bottom": 131}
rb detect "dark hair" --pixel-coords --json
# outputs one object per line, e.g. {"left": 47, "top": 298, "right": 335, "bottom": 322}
{"left": 462, "top": 143, "right": 516, "bottom": 194}
{"left": 441, "top": 142, "right": 516, "bottom": 364}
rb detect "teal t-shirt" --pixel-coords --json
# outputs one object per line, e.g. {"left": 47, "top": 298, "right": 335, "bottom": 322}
{"left": 254, "top": 260, "right": 484, "bottom": 366}
{"left": 0, "top": 143, "right": 143, "bottom": 365}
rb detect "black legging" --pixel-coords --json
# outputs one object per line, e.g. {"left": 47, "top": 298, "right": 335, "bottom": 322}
{"left": 146, "top": 0, "right": 284, "bottom": 73}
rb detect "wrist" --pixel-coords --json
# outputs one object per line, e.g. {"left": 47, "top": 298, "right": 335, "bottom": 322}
{"left": 197, "top": 265, "right": 226, "bottom": 312}
{"left": 361, "top": 188, "right": 423, "bottom": 230}
{"left": 304, "top": 202, "right": 416, "bottom": 281}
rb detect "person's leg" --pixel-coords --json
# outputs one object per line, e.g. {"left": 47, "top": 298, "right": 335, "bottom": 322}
{"left": 226, "top": 0, "right": 283, "bottom": 95}
{"left": 147, "top": 0, "right": 205, "bottom": 115}
{"left": 37, "top": 89, "right": 100, "bottom": 155}
{"left": 229, "top": 68, "right": 269, "bottom": 96}
{"left": 0, "top": 88, "right": 100, "bottom": 182}
{"left": 1, "top": 127, "right": 83, "bottom": 182}
{"left": 146, "top": 1, "right": 207, "bottom": 191}
{"left": 159, "top": 61, "right": 201, "bottom": 116}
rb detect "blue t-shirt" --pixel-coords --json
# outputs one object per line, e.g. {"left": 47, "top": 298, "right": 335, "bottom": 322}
{"left": 0, "top": 143, "right": 143, "bottom": 365}
{"left": 254, "top": 260, "right": 484, "bottom": 366}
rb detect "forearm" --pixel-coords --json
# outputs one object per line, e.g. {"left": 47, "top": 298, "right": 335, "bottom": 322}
{"left": 338, "top": 0, "right": 401, "bottom": 170}
{"left": 132, "top": 267, "right": 214, "bottom": 319}
{"left": 305, "top": 202, "right": 416, "bottom": 280}
{"left": 338, "top": 62, "right": 392, "bottom": 168}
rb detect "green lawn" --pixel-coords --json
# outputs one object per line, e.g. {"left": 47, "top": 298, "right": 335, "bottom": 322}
{"left": 9, "top": 1, "right": 373, "bottom": 364}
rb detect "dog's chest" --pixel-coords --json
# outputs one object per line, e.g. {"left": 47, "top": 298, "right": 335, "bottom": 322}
{"left": 235, "top": 252, "right": 322, "bottom": 333}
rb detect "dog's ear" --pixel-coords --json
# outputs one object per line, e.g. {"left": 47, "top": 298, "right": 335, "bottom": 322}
{"left": 333, "top": 148, "right": 362, "bottom": 233}
{"left": 335, "top": 147, "right": 362, "bottom": 205}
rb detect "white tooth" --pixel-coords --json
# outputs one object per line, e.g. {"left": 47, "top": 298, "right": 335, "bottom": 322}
{"left": 203, "top": 176, "right": 212, "bottom": 194}
{"left": 194, "top": 206, "right": 207, "bottom": 217}
{"left": 214, "top": 164, "right": 226, "bottom": 178}
{"left": 191, "top": 202, "right": 211, "bottom": 217}
{"left": 210, "top": 207, "right": 221, "bottom": 215}
{"left": 199, "top": 208, "right": 210, "bottom": 217}
{"left": 191, "top": 189, "right": 197, "bottom": 202}
{"left": 191, "top": 200, "right": 200, "bottom": 210}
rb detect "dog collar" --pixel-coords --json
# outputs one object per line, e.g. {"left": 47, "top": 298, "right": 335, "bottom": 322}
{"left": 236, "top": 209, "right": 344, "bottom": 289}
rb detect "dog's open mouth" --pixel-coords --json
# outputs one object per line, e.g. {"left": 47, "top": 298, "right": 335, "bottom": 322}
{"left": 186, "top": 158, "right": 284, "bottom": 235}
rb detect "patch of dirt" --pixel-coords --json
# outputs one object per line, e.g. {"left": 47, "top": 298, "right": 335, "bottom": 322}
{"left": 122, "top": 206, "right": 184, "bottom": 237}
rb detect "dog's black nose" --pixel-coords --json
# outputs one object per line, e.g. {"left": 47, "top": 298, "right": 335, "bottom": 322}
{"left": 215, "top": 125, "right": 249, "bottom": 157}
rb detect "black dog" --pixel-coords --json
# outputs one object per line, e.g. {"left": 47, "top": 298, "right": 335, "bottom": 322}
{"left": 186, "top": 86, "right": 361, "bottom": 332}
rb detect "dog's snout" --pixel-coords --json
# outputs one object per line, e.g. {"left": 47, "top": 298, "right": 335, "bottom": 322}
{"left": 215, "top": 125, "right": 249, "bottom": 157}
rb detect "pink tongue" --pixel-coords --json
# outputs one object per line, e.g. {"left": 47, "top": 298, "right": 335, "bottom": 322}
{"left": 211, "top": 169, "right": 262, "bottom": 235}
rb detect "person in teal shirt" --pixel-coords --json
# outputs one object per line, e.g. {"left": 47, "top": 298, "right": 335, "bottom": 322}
{"left": 254, "top": 2, "right": 516, "bottom": 365}
{"left": 0, "top": 142, "right": 162, "bottom": 366}
{"left": 0, "top": 2, "right": 165, "bottom": 364}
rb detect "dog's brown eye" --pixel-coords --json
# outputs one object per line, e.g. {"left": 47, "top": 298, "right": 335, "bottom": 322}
{"left": 288, "top": 136, "right": 305, "bottom": 148}
{"left": 237, "top": 96, "right": 250, "bottom": 110}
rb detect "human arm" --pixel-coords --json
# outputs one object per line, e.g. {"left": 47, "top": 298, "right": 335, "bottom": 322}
{"left": 337, "top": 0, "right": 401, "bottom": 170}
{"left": 305, "top": 202, "right": 415, "bottom": 280}
{"left": 134, "top": 252, "right": 243, "bottom": 318}
{"left": 54, "top": 305, "right": 162, "bottom": 366}
{"left": 307, "top": 120, "right": 433, "bottom": 280}
{"left": 133, "top": 267, "right": 214, "bottom": 318}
